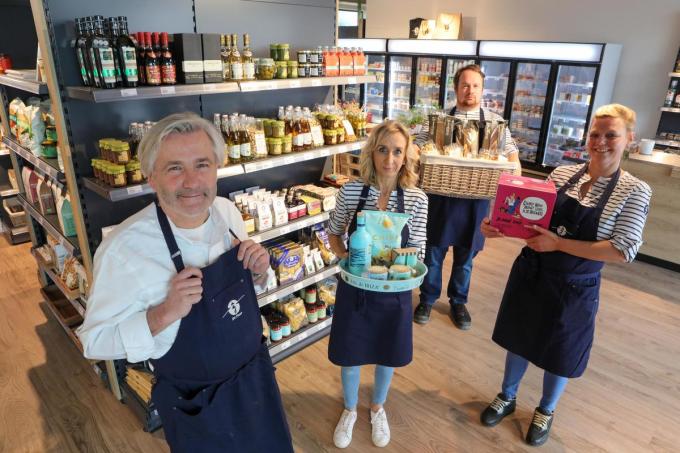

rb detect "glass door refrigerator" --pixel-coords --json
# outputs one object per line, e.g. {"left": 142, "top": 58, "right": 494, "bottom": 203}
{"left": 478, "top": 41, "right": 622, "bottom": 172}
{"left": 337, "top": 39, "right": 388, "bottom": 123}
{"left": 443, "top": 58, "right": 477, "bottom": 111}
{"left": 542, "top": 65, "right": 597, "bottom": 166}
{"left": 510, "top": 62, "right": 551, "bottom": 163}
{"left": 386, "top": 55, "right": 413, "bottom": 119}
{"left": 386, "top": 39, "right": 479, "bottom": 119}
{"left": 480, "top": 60, "right": 512, "bottom": 117}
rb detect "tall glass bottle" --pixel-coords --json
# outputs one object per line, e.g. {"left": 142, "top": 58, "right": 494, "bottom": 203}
{"left": 160, "top": 32, "right": 176, "bottom": 85}
{"left": 292, "top": 107, "right": 304, "bottom": 152}
{"left": 238, "top": 114, "right": 253, "bottom": 161}
{"left": 74, "top": 18, "right": 92, "bottom": 86}
{"left": 242, "top": 33, "right": 255, "bottom": 80}
{"left": 220, "top": 34, "right": 231, "bottom": 81}
{"left": 220, "top": 114, "right": 231, "bottom": 166}
{"left": 112, "top": 17, "right": 138, "bottom": 87}
{"left": 348, "top": 212, "right": 372, "bottom": 276}
{"left": 135, "top": 32, "right": 147, "bottom": 85}
{"left": 229, "top": 33, "right": 243, "bottom": 81}
{"left": 89, "top": 16, "right": 117, "bottom": 89}
{"left": 227, "top": 115, "right": 241, "bottom": 164}
{"left": 144, "top": 31, "right": 161, "bottom": 86}
{"left": 301, "top": 107, "right": 312, "bottom": 150}
{"left": 106, "top": 18, "right": 123, "bottom": 86}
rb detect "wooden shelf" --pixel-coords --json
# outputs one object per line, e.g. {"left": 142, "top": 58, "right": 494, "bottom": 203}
{"left": 31, "top": 248, "right": 84, "bottom": 316}
{"left": 40, "top": 286, "right": 84, "bottom": 353}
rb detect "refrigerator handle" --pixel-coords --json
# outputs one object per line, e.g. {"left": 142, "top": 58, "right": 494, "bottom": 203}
{"left": 536, "top": 63, "right": 560, "bottom": 168}
{"left": 438, "top": 58, "right": 447, "bottom": 111}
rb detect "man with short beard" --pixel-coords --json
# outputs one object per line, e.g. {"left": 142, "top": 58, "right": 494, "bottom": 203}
{"left": 412, "top": 64, "right": 521, "bottom": 329}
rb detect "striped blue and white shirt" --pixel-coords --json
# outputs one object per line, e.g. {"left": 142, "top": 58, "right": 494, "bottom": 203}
{"left": 547, "top": 164, "right": 652, "bottom": 263}
{"left": 328, "top": 180, "right": 429, "bottom": 260}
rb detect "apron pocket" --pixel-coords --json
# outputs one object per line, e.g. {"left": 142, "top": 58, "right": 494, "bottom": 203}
{"left": 560, "top": 276, "right": 600, "bottom": 325}
{"left": 207, "top": 278, "right": 251, "bottom": 323}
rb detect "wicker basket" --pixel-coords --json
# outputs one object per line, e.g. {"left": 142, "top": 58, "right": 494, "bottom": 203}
{"left": 418, "top": 154, "right": 516, "bottom": 199}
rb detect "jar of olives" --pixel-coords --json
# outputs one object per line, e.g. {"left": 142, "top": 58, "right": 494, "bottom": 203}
{"left": 257, "top": 58, "right": 276, "bottom": 80}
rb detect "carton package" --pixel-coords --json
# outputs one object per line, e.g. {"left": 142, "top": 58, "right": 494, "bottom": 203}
{"left": 174, "top": 33, "right": 204, "bottom": 84}
{"left": 490, "top": 174, "right": 556, "bottom": 239}
{"left": 201, "top": 33, "right": 222, "bottom": 83}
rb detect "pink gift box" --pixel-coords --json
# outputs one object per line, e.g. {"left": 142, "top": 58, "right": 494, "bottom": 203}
{"left": 490, "top": 174, "right": 557, "bottom": 239}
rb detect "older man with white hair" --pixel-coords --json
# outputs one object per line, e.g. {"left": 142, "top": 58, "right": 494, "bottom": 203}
{"left": 78, "top": 112, "right": 293, "bottom": 453}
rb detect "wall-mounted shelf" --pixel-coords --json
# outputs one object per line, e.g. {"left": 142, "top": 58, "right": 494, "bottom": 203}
{"left": 31, "top": 248, "right": 85, "bottom": 317}
{"left": 2, "top": 136, "right": 65, "bottom": 184}
{"left": 269, "top": 316, "right": 332, "bottom": 364}
{"left": 65, "top": 75, "right": 377, "bottom": 102}
{"left": 0, "top": 74, "right": 49, "bottom": 94}
{"left": 17, "top": 194, "right": 78, "bottom": 254}
{"left": 250, "top": 211, "right": 331, "bottom": 244}
{"left": 257, "top": 265, "right": 340, "bottom": 308}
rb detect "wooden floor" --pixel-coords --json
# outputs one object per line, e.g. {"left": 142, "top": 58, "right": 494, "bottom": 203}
{"left": 0, "top": 235, "right": 678, "bottom": 453}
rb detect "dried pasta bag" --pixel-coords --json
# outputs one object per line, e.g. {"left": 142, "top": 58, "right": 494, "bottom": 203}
{"left": 362, "top": 210, "right": 410, "bottom": 266}
{"left": 313, "top": 224, "right": 338, "bottom": 265}
{"left": 281, "top": 297, "right": 308, "bottom": 332}
{"left": 318, "top": 277, "right": 338, "bottom": 306}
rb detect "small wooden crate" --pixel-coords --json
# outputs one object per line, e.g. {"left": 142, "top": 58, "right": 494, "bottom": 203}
{"left": 335, "top": 152, "right": 361, "bottom": 180}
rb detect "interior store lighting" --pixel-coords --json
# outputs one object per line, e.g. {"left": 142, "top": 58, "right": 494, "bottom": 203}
{"left": 387, "top": 39, "right": 477, "bottom": 56}
{"left": 479, "top": 41, "right": 603, "bottom": 62}
{"left": 338, "top": 38, "right": 387, "bottom": 52}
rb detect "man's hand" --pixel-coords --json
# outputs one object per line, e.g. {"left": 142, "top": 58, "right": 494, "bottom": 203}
{"left": 480, "top": 217, "right": 504, "bottom": 238}
{"left": 235, "top": 239, "right": 270, "bottom": 276}
{"left": 525, "top": 225, "right": 560, "bottom": 252}
{"left": 147, "top": 267, "right": 203, "bottom": 336}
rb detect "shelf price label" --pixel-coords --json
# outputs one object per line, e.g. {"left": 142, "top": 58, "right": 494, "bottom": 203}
{"left": 282, "top": 156, "right": 296, "bottom": 165}
{"left": 278, "top": 225, "right": 291, "bottom": 235}
{"left": 348, "top": 77, "right": 357, "bottom": 84}
{"left": 126, "top": 185, "right": 143, "bottom": 196}
{"left": 160, "top": 86, "right": 176, "bottom": 95}
{"left": 288, "top": 81, "right": 302, "bottom": 88}
{"left": 121, "top": 88, "right": 138, "bottom": 97}
{"left": 279, "top": 339, "right": 292, "bottom": 351}
{"left": 291, "top": 282, "right": 304, "bottom": 293}
{"left": 311, "top": 79, "right": 322, "bottom": 87}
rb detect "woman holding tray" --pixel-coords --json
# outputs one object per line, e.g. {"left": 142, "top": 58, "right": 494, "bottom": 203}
{"left": 479, "top": 104, "right": 652, "bottom": 446}
{"left": 327, "top": 120, "right": 428, "bottom": 449}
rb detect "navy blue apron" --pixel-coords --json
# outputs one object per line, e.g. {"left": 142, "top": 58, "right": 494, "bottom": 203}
{"left": 150, "top": 202, "right": 293, "bottom": 453}
{"left": 426, "top": 107, "right": 488, "bottom": 251}
{"left": 492, "top": 164, "right": 621, "bottom": 378}
{"left": 328, "top": 184, "right": 413, "bottom": 368}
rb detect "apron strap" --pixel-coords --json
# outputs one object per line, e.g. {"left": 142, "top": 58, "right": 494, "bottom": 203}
{"left": 558, "top": 163, "right": 589, "bottom": 196}
{"left": 397, "top": 186, "right": 410, "bottom": 248}
{"left": 595, "top": 168, "right": 621, "bottom": 210}
{"left": 155, "top": 201, "right": 185, "bottom": 273}
{"left": 348, "top": 184, "right": 371, "bottom": 235}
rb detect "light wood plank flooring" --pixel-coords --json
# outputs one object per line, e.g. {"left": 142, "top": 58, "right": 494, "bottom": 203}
{"left": 0, "top": 235, "right": 678, "bottom": 453}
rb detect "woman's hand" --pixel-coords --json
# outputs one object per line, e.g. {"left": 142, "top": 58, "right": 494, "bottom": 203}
{"left": 525, "top": 225, "right": 561, "bottom": 252}
{"left": 480, "top": 218, "right": 504, "bottom": 238}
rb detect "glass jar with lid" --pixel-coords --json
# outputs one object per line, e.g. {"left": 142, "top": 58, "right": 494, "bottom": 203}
{"left": 111, "top": 164, "right": 127, "bottom": 187}
{"left": 111, "top": 142, "right": 131, "bottom": 165}
{"left": 267, "top": 137, "right": 283, "bottom": 155}
{"left": 323, "top": 129, "right": 337, "bottom": 146}
{"left": 279, "top": 44, "right": 290, "bottom": 61}
{"left": 287, "top": 61, "right": 298, "bottom": 78}
{"left": 298, "top": 63, "right": 310, "bottom": 78}
{"left": 257, "top": 58, "right": 276, "bottom": 80}
{"left": 282, "top": 135, "right": 293, "bottom": 154}
{"left": 271, "top": 120, "right": 285, "bottom": 138}
{"left": 275, "top": 61, "right": 288, "bottom": 79}
{"left": 297, "top": 50, "right": 310, "bottom": 64}
{"left": 125, "top": 160, "right": 144, "bottom": 185}
{"left": 270, "top": 44, "right": 279, "bottom": 60}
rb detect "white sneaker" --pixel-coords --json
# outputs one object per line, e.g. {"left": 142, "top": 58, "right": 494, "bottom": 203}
{"left": 333, "top": 408, "right": 357, "bottom": 449}
{"left": 370, "top": 408, "right": 390, "bottom": 447}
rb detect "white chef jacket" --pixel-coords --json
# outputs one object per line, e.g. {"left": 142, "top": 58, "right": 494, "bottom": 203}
{"left": 77, "top": 197, "right": 273, "bottom": 363}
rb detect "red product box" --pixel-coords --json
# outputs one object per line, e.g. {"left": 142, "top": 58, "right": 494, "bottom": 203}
{"left": 490, "top": 174, "right": 557, "bottom": 239}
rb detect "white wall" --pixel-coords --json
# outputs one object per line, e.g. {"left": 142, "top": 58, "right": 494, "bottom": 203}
{"left": 366, "top": 0, "right": 680, "bottom": 139}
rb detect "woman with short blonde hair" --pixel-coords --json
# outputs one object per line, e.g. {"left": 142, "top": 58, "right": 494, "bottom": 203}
{"left": 326, "top": 120, "right": 428, "bottom": 449}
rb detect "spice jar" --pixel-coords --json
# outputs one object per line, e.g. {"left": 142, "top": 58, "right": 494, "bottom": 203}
{"left": 270, "top": 323, "right": 282, "bottom": 342}
{"left": 268, "top": 137, "right": 283, "bottom": 155}
{"left": 282, "top": 135, "right": 293, "bottom": 154}
{"left": 257, "top": 58, "right": 276, "bottom": 80}
{"left": 111, "top": 142, "right": 131, "bottom": 165}
{"left": 279, "top": 44, "right": 290, "bottom": 61}
{"left": 316, "top": 301, "right": 327, "bottom": 319}
{"left": 306, "top": 305, "right": 318, "bottom": 323}
{"left": 275, "top": 61, "right": 288, "bottom": 79}
{"left": 323, "top": 129, "right": 337, "bottom": 146}
{"left": 125, "top": 160, "right": 143, "bottom": 185}
{"left": 280, "top": 320, "right": 291, "bottom": 337}
{"left": 111, "top": 164, "right": 127, "bottom": 187}
{"left": 299, "top": 63, "right": 310, "bottom": 78}
{"left": 305, "top": 287, "right": 317, "bottom": 304}
{"left": 297, "top": 50, "right": 309, "bottom": 64}
{"left": 287, "top": 61, "right": 298, "bottom": 78}
{"left": 271, "top": 120, "right": 285, "bottom": 138}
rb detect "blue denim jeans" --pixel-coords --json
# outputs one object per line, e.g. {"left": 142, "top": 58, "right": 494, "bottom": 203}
{"left": 501, "top": 351, "right": 568, "bottom": 413}
{"left": 341, "top": 365, "right": 395, "bottom": 410}
{"left": 419, "top": 244, "right": 477, "bottom": 307}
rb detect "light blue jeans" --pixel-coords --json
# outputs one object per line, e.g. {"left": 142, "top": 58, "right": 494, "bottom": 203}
{"left": 501, "top": 351, "right": 569, "bottom": 413}
{"left": 341, "top": 365, "right": 395, "bottom": 410}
